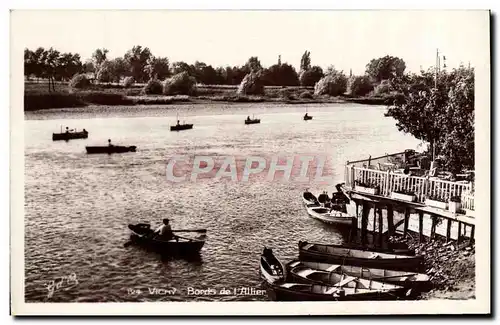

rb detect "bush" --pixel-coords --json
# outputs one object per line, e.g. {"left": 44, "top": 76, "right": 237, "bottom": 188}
{"left": 299, "top": 90, "right": 313, "bottom": 99}
{"left": 143, "top": 79, "right": 163, "bottom": 95}
{"left": 69, "top": 74, "right": 91, "bottom": 89}
{"left": 237, "top": 71, "right": 265, "bottom": 95}
{"left": 314, "top": 72, "right": 348, "bottom": 96}
{"left": 163, "top": 72, "right": 197, "bottom": 95}
{"left": 372, "top": 80, "right": 393, "bottom": 97}
{"left": 347, "top": 76, "right": 374, "bottom": 97}
{"left": 299, "top": 66, "right": 324, "bottom": 87}
{"left": 123, "top": 76, "right": 135, "bottom": 88}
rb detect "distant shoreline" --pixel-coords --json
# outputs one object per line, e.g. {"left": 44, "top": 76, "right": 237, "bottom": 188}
{"left": 24, "top": 81, "right": 393, "bottom": 112}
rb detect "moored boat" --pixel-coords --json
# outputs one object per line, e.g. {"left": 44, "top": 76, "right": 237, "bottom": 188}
{"left": 259, "top": 247, "right": 286, "bottom": 284}
{"left": 127, "top": 223, "right": 205, "bottom": 256}
{"left": 298, "top": 241, "right": 424, "bottom": 272}
{"left": 244, "top": 118, "right": 260, "bottom": 125}
{"left": 86, "top": 145, "right": 136, "bottom": 154}
{"left": 286, "top": 260, "right": 431, "bottom": 291}
{"left": 305, "top": 206, "right": 354, "bottom": 227}
{"left": 52, "top": 127, "right": 88, "bottom": 141}
{"left": 288, "top": 265, "right": 408, "bottom": 298}
{"left": 265, "top": 282, "right": 402, "bottom": 301}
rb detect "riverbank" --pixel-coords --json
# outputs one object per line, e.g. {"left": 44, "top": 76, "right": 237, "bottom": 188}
{"left": 388, "top": 234, "right": 475, "bottom": 300}
{"left": 24, "top": 82, "right": 393, "bottom": 111}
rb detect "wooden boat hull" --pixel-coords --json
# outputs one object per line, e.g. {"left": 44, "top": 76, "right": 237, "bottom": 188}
{"left": 265, "top": 283, "right": 401, "bottom": 301}
{"left": 286, "top": 260, "right": 431, "bottom": 291}
{"left": 303, "top": 116, "right": 313, "bottom": 121}
{"left": 288, "top": 266, "right": 408, "bottom": 298}
{"left": 52, "top": 131, "right": 88, "bottom": 141}
{"left": 245, "top": 119, "right": 260, "bottom": 124}
{"left": 302, "top": 192, "right": 320, "bottom": 207}
{"left": 259, "top": 248, "right": 286, "bottom": 284}
{"left": 298, "top": 241, "right": 424, "bottom": 272}
{"left": 86, "top": 145, "right": 136, "bottom": 154}
{"left": 128, "top": 224, "right": 205, "bottom": 255}
{"left": 170, "top": 124, "right": 194, "bottom": 131}
{"left": 306, "top": 206, "right": 354, "bottom": 226}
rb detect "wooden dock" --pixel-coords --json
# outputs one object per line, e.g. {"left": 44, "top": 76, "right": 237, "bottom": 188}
{"left": 341, "top": 159, "right": 475, "bottom": 247}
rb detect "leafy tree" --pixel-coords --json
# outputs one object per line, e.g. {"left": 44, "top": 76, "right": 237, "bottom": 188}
{"left": 262, "top": 63, "right": 299, "bottom": 86}
{"left": 108, "top": 57, "right": 129, "bottom": 83}
{"left": 365, "top": 55, "right": 406, "bottom": 82}
{"left": 386, "top": 66, "right": 474, "bottom": 173}
{"left": 163, "top": 71, "right": 197, "bottom": 95}
{"left": 145, "top": 56, "right": 170, "bottom": 80}
{"left": 299, "top": 66, "right": 324, "bottom": 87}
{"left": 314, "top": 68, "right": 348, "bottom": 96}
{"left": 300, "top": 50, "right": 311, "bottom": 71}
{"left": 91, "top": 48, "right": 109, "bottom": 73}
{"left": 124, "top": 45, "right": 152, "bottom": 82}
{"left": 82, "top": 60, "right": 96, "bottom": 76}
{"left": 55, "top": 53, "right": 82, "bottom": 81}
{"left": 347, "top": 75, "right": 374, "bottom": 96}
{"left": 244, "top": 56, "right": 262, "bottom": 73}
{"left": 171, "top": 61, "right": 193, "bottom": 75}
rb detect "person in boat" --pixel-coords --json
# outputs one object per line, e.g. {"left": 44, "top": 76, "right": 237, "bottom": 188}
{"left": 304, "top": 113, "right": 309, "bottom": 118}
{"left": 247, "top": 116, "right": 251, "bottom": 121}
{"left": 177, "top": 120, "right": 180, "bottom": 126}
{"left": 108, "top": 139, "right": 114, "bottom": 147}
{"left": 65, "top": 127, "right": 69, "bottom": 134}
{"left": 83, "top": 128, "right": 87, "bottom": 133}
{"left": 154, "top": 218, "right": 174, "bottom": 241}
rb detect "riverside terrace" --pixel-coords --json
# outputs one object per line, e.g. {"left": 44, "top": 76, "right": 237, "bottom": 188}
{"left": 340, "top": 150, "right": 475, "bottom": 246}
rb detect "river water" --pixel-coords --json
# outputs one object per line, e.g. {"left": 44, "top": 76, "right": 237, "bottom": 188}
{"left": 24, "top": 102, "right": 420, "bottom": 302}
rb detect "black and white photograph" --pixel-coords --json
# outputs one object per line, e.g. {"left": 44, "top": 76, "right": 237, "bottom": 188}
{"left": 10, "top": 9, "right": 490, "bottom": 315}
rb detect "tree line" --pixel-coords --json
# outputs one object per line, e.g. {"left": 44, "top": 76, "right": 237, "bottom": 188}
{"left": 24, "top": 46, "right": 407, "bottom": 93}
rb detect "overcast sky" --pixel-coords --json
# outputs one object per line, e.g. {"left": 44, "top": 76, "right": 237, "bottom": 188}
{"left": 12, "top": 10, "right": 489, "bottom": 74}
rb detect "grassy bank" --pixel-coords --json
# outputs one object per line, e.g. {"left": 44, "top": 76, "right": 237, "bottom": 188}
{"left": 24, "top": 81, "right": 392, "bottom": 111}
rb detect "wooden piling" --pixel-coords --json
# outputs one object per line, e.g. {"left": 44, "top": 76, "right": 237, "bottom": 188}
{"left": 350, "top": 217, "right": 358, "bottom": 243}
{"left": 418, "top": 211, "right": 424, "bottom": 243}
{"left": 430, "top": 215, "right": 437, "bottom": 240}
{"left": 469, "top": 224, "right": 475, "bottom": 246}
{"left": 378, "top": 207, "right": 383, "bottom": 247}
{"left": 403, "top": 208, "right": 409, "bottom": 237}
{"left": 457, "top": 222, "right": 462, "bottom": 245}
{"left": 387, "top": 204, "right": 394, "bottom": 236}
{"left": 361, "top": 202, "right": 369, "bottom": 246}
{"left": 372, "top": 204, "right": 377, "bottom": 235}
{"left": 446, "top": 218, "right": 452, "bottom": 242}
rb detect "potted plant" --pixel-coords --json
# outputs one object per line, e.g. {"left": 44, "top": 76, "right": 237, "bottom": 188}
{"left": 425, "top": 195, "right": 448, "bottom": 210}
{"left": 449, "top": 196, "right": 462, "bottom": 213}
{"left": 354, "top": 180, "right": 380, "bottom": 195}
{"left": 390, "top": 189, "right": 416, "bottom": 202}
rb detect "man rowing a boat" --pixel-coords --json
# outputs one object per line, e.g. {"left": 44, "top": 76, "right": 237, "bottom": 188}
{"left": 154, "top": 218, "right": 174, "bottom": 241}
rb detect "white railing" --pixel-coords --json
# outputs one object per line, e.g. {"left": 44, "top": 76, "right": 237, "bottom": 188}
{"left": 345, "top": 165, "right": 474, "bottom": 210}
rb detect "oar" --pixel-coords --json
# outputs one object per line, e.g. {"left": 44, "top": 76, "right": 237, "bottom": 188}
{"left": 172, "top": 229, "right": 207, "bottom": 233}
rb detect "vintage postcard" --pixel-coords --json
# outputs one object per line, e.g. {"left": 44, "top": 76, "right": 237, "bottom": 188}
{"left": 10, "top": 9, "right": 490, "bottom": 315}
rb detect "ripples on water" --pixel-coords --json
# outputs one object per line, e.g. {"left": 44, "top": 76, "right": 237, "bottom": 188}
{"left": 24, "top": 103, "right": 420, "bottom": 302}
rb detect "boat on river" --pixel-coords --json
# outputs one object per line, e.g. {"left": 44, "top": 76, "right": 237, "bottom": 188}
{"left": 298, "top": 241, "right": 424, "bottom": 272}
{"left": 86, "top": 145, "right": 136, "bottom": 154}
{"left": 305, "top": 206, "right": 355, "bottom": 227}
{"left": 288, "top": 265, "right": 408, "bottom": 297}
{"left": 171, "top": 114, "right": 193, "bottom": 131}
{"left": 245, "top": 115, "right": 261, "bottom": 125}
{"left": 260, "top": 247, "right": 287, "bottom": 284}
{"left": 52, "top": 127, "right": 88, "bottom": 141}
{"left": 286, "top": 260, "right": 431, "bottom": 291}
{"left": 128, "top": 223, "right": 206, "bottom": 256}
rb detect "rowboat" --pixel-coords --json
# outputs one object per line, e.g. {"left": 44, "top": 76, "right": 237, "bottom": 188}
{"left": 303, "top": 115, "right": 313, "bottom": 121}
{"left": 265, "top": 282, "right": 403, "bottom": 301}
{"left": 339, "top": 242, "right": 415, "bottom": 256}
{"left": 127, "top": 223, "right": 206, "bottom": 255}
{"left": 245, "top": 118, "right": 261, "bottom": 125}
{"left": 298, "top": 241, "right": 424, "bottom": 272}
{"left": 302, "top": 191, "right": 320, "bottom": 207}
{"left": 259, "top": 247, "right": 286, "bottom": 284}
{"left": 86, "top": 145, "right": 136, "bottom": 154}
{"left": 288, "top": 265, "right": 408, "bottom": 298}
{"left": 53, "top": 129, "right": 88, "bottom": 141}
{"left": 286, "top": 260, "right": 431, "bottom": 291}
{"left": 170, "top": 123, "right": 194, "bottom": 131}
{"left": 305, "top": 206, "right": 355, "bottom": 227}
